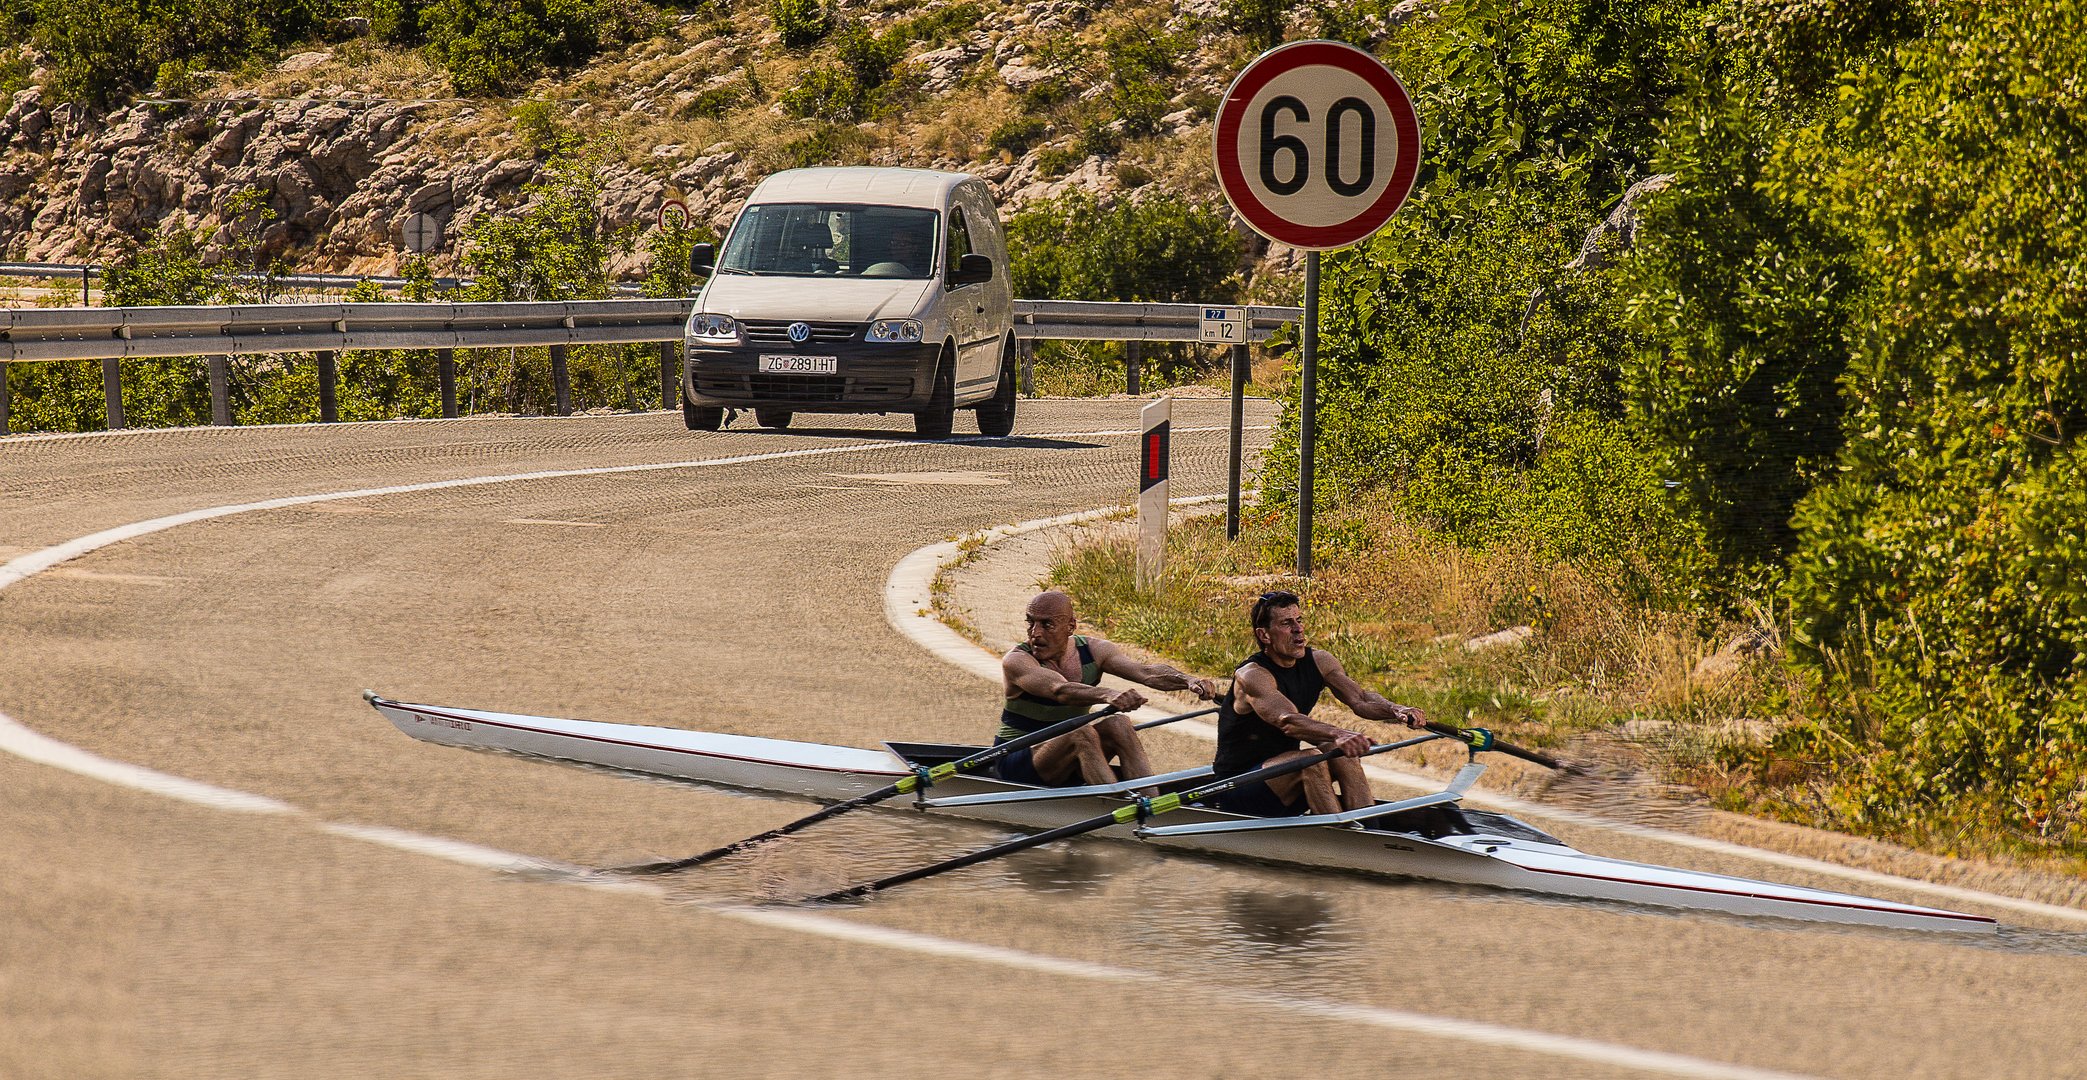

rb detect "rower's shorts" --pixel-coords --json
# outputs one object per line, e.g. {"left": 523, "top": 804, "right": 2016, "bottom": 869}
{"left": 991, "top": 746, "right": 1057, "bottom": 787}
{"left": 1206, "top": 777, "right": 1308, "bottom": 817}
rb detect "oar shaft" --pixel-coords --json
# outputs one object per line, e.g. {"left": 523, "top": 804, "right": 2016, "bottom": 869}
{"left": 608, "top": 705, "right": 1126, "bottom": 875}
{"left": 807, "top": 733, "right": 1440, "bottom": 903}
{"left": 1421, "top": 721, "right": 1562, "bottom": 770}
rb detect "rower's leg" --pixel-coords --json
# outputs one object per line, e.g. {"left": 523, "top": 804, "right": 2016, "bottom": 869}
{"left": 1029, "top": 731, "right": 1091, "bottom": 785}
{"left": 1329, "top": 756, "right": 1373, "bottom": 811}
{"left": 1068, "top": 726, "right": 1118, "bottom": 785}
{"left": 1095, "top": 714, "right": 1154, "bottom": 780}
{"left": 1295, "top": 761, "right": 1342, "bottom": 815}
{"left": 1032, "top": 727, "right": 1116, "bottom": 786}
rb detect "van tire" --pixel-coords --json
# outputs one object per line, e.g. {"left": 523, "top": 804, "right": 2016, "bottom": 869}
{"left": 914, "top": 349, "right": 956, "bottom": 439}
{"left": 755, "top": 408, "right": 793, "bottom": 429}
{"left": 975, "top": 343, "right": 1017, "bottom": 438}
{"left": 682, "top": 390, "right": 724, "bottom": 431}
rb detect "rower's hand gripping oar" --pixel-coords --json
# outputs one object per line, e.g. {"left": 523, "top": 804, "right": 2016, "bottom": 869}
{"left": 603, "top": 702, "right": 1218, "bottom": 876}
{"left": 805, "top": 730, "right": 1448, "bottom": 904}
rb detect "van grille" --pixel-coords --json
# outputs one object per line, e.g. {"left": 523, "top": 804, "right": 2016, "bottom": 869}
{"left": 695, "top": 373, "right": 916, "bottom": 404}
{"left": 741, "top": 320, "right": 864, "bottom": 345}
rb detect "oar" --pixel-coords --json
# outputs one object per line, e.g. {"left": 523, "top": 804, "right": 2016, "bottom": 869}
{"left": 1421, "top": 721, "right": 1568, "bottom": 771}
{"left": 805, "top": 731, "right": 1445, "bottom": 903}
{"left": 606, "top": 702, "right": 1213, "bottom": 876}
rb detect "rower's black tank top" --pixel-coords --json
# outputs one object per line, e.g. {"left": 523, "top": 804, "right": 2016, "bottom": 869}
{"left": 1214, "top": 648, "right": 1326, "bottom": 777}
{"left": 996, "top": 637, "right": 1100, "bottom": 742}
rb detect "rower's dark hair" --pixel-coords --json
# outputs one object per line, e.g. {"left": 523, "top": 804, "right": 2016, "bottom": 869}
{"left": 1251, "top": 590, "right": 1301, "bottom": 629}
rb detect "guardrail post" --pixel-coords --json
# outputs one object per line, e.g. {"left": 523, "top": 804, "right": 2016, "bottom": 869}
{"left": 317, "top": 350, "right": 339, "bottom": 423}
{"left": 1228, "top": 342, "right": 1247, "bottom": 540}
{"left": 1125, "top": 341, "right": 1142, "bottom": 395}
{"left": 0, "top": 363, "right": 10, "bottom": 436}
{"left": 438, "top": 349, "right": 458, "bottom": 418}
{"left": 550, "top": 344, "right": 571, "bottom": 416}
{"left": 209, "top": 355, "right": 230, "bottom": 426}
{"left": 657, "top": 340, "right": 676, "bottom": 410}
{"left": 103, "top": 358, "right": 125, "bottom": 430}
{"left": 1018, "top": 340, "right": 1033, "bottom": 398}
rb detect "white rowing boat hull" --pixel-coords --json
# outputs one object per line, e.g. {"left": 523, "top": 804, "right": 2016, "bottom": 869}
{"left": 370, "top": 696, "right": 1997, "bottom": 933}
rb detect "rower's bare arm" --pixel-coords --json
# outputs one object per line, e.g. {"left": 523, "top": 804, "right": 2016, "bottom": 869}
{"left": 1236, "top": 665, "right": 1368, "bottom": 755}
{"left": 1092, "top": 639, "right": 1220, "bottom": 699}
{"left": 1317, "top": 652, "right": 1427, "bottom": 728}
{"left": 1004, "top": 648, "right": 1142, "bottom": 711}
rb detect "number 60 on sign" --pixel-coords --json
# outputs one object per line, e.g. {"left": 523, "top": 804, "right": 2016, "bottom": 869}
{"left": 1213, "top": 40, "right": 1422, "bottom": 251}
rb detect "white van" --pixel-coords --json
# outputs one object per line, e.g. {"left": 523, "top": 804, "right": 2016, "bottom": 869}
{"left": 681, "top": 167, "right": 1017, "bottom": 438}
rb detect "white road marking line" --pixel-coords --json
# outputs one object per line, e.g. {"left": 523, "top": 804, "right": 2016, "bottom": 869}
{"left": 885, "top": 507, "right": 2087, "bottom": 928}
{"left": 0, "top": 419, "right": 1828, "bottom": 1077}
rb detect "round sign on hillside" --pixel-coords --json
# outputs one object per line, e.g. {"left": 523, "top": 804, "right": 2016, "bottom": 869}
{"left": 1214, "top": 40, "right": 1422, "bottom": 251}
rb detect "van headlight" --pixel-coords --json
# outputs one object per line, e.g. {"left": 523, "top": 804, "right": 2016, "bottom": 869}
{"left": 689, "top": 313, "right": 740, "bottom": 343}
{"left": 866, "top": 319, "right": 923, "bottom": 343}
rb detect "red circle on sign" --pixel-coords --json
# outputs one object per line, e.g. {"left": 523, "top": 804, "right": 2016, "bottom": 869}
{"left": 1214, "top": 40, "right": 1422, "bottom": 250}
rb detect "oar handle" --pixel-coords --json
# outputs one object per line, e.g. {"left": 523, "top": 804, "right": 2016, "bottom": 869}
{"left": 1134, "top": 705, "right": 1218, "bottom": 730}
{"left": 1422, "top": 721, "right": 1563, "bottom": 771}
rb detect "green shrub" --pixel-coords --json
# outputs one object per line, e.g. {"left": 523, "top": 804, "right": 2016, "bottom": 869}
{"left": 986, "top": 116, "right": 1046, "bottom": 157}
{"left": 28, "top": 0, "right": 336, "bottom": 107}
{"left": 422, "top": 0, "right": 655, "bottom": 97}
{"left": 779, "top": 21, "right": 900, "bottom": 121}
{"left": 768, "top": 0, "right": 827, "bottom": 48}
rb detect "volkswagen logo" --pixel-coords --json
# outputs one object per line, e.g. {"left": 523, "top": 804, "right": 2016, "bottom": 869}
{"left": 787, "top": 321, "right": 812, "bottom": 343}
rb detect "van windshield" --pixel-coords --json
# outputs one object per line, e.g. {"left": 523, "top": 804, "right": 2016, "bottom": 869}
{"left": 717, "top": 204, "right": 940, "bottom": 279}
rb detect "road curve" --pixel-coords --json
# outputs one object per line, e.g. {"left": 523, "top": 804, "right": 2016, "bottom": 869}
{"left": 2, "top": 403, "right": 2083, "bottom": 1080}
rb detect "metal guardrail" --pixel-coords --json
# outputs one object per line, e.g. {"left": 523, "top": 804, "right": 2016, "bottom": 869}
{"left": 0, "top": 297, "right": 1299, "bottom": 435}
{"left": 0, "top": 299, "right": 1299, "bottom": 363}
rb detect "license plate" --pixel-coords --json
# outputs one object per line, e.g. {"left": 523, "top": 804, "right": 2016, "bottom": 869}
{"left": 758, "top": 354, "right": 838, "bottom": 375}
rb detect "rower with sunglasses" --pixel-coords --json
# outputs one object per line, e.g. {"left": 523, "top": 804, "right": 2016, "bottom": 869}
{"left": 1209, "top": 590, "right": 1430, "bottom": 816}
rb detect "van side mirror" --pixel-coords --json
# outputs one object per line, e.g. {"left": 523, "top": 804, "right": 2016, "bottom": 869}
{"left": 952, "top": 252, "right": 992, "bottom": 286}
{"left": 689, "top": 242, "right": 715, "bottom": 276}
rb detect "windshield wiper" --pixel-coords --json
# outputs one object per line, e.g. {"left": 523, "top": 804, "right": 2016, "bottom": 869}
{"left": 716, "top": 266, "right": 763, "bottom": 276}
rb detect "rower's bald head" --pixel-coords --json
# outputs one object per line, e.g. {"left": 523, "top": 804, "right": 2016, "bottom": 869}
{"left": 1027, "top": 590, "right": 1075, "bottom": 619}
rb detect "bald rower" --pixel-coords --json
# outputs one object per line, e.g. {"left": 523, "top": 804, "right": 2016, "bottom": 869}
{"left": 993, "top": 590, "right": 1219, "bottom": 788}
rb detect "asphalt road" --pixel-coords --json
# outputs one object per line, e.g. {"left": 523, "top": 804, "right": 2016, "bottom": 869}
{"left": 3, "top": 401, "right": 2084, "bottom": 1080}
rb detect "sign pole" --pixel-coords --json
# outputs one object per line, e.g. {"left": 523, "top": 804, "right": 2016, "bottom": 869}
{"left": 1227, "top": 340, "right": 1247, "bottom": 540}
{"left": 1297, "top": 252, "right": 1319, "bottom": 577}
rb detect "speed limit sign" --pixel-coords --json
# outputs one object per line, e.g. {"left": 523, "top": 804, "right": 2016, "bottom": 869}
{"left": 1214, "top": 40, "right": 1421, "bottom": 250}
{"left": 1213, "top": 41, "right": 1423, "bottom": 578}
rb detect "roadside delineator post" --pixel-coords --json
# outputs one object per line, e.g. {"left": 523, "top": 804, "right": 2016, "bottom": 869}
{"left": 1137, "top": 396, "right": 1170, "bottom": 591}
{"left": 209, "top": 355, "right": 230, "bottom": 426}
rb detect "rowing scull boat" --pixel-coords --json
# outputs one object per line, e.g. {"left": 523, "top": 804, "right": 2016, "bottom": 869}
{"left": 367, "top": 694, "right": 1997, "bottom": 933}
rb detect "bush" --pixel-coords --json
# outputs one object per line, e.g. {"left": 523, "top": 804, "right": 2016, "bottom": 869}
{"left": 986, "top": 116, "right": 1047, "bottom": 157}
{"left": 27, "top": 0, "right": 336, "bottom": 107}
{"left": 778, "top": 21, "right": 900, "bottom": 122}
{"left": 421, "top": 0, "right": 655, "bottom": 97}
{"left": 768, "top": 0, "right": 827, "bottom": 48}
{"left": 1770, "top": 0, "right": 2087, "bottom": 839}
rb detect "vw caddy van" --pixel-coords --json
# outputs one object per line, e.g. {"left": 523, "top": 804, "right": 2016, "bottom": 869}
{"left": 681, "top": 167, "right": 1017, "bottom": 438}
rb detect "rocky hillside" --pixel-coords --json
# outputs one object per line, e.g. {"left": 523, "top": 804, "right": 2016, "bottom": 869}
{"left": 0, "top": 0, "right": 1344, "bottom": 283}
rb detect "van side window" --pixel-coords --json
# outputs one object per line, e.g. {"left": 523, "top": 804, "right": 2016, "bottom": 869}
{"left": 944, "top": 207, "right": 973, "bottom": 289}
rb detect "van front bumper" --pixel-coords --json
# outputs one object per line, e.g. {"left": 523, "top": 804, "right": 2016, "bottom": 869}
{"left": 684, "top": 342, "right": 942, "bottom": 411}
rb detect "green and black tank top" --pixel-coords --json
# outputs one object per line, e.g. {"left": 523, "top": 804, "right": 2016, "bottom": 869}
{"left": 996, "top": 637, "right": 1100, "bottom": 743}
{"left": 1213, "top": 648, "right": 1326, "bottom": 777}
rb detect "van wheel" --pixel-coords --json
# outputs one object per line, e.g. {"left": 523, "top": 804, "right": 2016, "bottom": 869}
{"left": 755, "top": 408, "right": 793, "bottom": 430}
{"left": 683, "top": 390, "right": 723, "bottom": 431}
{"left": 975, "top": 343, "right": 1017, "bottom": 438}
{"left": 914, "top": 348, "right": 955, "bottom": 439}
